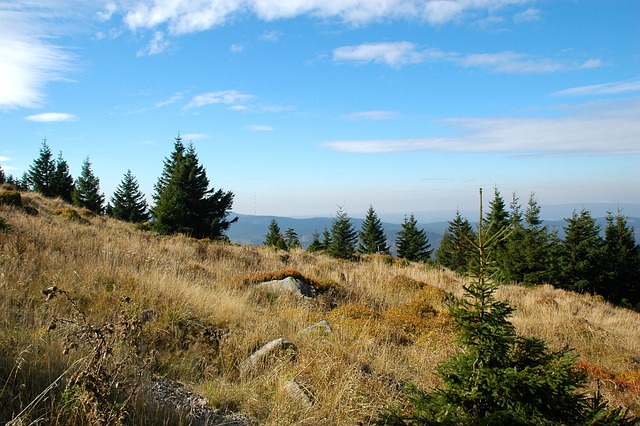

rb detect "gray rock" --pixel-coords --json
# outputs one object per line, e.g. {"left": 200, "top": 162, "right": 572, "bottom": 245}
{"left": 283, "top": 380, "right": 313, "bottom": 407}
{"left": 256, "top": 277, "right": 315, "bottom": 298}
{"left": 302, "top": 319, "right": 333, "bottom": 335}
{"left": 240, "top": 337, "right": 297, "bottom": 375}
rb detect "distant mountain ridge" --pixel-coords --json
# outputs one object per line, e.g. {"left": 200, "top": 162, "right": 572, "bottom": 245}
{"left": 226, "top": 212, "right": 640, "bottom": 253}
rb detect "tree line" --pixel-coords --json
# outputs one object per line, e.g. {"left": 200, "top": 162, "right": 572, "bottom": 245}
{"left": 1, "top": 135, "right": 236, "bottom": 240}
{"left": 264, "top": 206, "right": 433, "bottom": 262}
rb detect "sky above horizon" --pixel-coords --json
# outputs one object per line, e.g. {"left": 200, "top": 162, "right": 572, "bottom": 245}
{"left": 1, "top": 0, "right": 639, "bottom": 222}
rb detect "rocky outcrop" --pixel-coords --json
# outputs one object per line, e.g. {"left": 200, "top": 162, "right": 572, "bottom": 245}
{"left": 283, "top": 380, "right": 313, "bottom": 407}
{"left": 148, "top": 377, "right": 254, "bottom": 425}
{"left": 302, "top": 319, "right": 333, "bottom": 335}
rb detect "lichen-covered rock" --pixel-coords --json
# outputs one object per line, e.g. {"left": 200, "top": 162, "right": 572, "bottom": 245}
{"left": 256, "top": 277, "right": 315, "bottom": 298}
{"left": 148, "top": 377, "right": 254, "bottom": 425}
{"left": 302, "top": 319, "right": 333, "bottom": 335}
{"left": 240, "top": 337, "right": 297, "bottom": 375}
{"left": 283, "top": 380, "right": 313, "bottom": 407}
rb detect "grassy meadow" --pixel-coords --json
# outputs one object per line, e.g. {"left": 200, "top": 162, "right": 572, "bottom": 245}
{"left": 1, "top": 192, "right": 639, "bottom": 424}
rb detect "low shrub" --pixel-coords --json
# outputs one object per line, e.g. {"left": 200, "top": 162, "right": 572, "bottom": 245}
{"left": 0, "top": 189, "right": 22, "bottom": 207}
{"left": 52, "top": 207, "right": 86, "bottom": 223}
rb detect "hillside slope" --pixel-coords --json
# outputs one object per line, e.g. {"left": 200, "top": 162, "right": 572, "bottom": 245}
{"left": 1, "top": 193, "right": 639, "bottom": 424}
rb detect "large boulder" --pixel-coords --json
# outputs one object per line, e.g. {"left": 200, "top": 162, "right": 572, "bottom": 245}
{"left": 256, "top": 277, "right": 315, "bottom": 298}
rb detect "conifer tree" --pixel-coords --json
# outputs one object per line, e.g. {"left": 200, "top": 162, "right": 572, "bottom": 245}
{"left": 382, "top": 189, "right": 635, "bottom": 425}
{"left": 498, "top": 193, "right": 525, "bottom": 283}
{"left": 108, "top": 170, "right": 149, "bottom": 223}
{"left": 322, "top": 226, "right": 332, "bottom": 249}
{"left": 51, "top": 152, "right": 75, "bottom": 203}
{"left": 520, "top": 193, "right": 560, "bottom": 285}
{"left": 264, "top": 218, "right": 287, "bottom": 250}
{"left": 152, "top": 135, "right": 237, "bottom": 239}
{"left": 435, "top": 210, "right": 475, "bottom": 274}
{"left": 602, "top": 211, "right": 640, "bottom": 307}
{"left": 396, "top": 214, "right": 432, "bottom": 262}
{"left": 328, "top": 207, "right": 357, "bottom": 260}
{"left": 0, "top": 165, "right": 5, "bottom": 184}
{"left": 73, "top": 158, "right": 105, "bottom": 213}
{"left": 358, "top": 205, "right": 389, "bottom": 254}
{"left": 28, "top": 140, "right": 56, "bottom": 197}
{"left": 284, "top": 228, "right": 301, "bottom": 249}
{"left": 560, "top": 209, "right": 604, "bottom": 295}
{"left": 307, "top": 230, "right": 324, "bottom": 252}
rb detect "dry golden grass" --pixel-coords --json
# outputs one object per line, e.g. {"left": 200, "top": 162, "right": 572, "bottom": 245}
{"left": 0, "top": 192, "right": 638, "bottom": 424}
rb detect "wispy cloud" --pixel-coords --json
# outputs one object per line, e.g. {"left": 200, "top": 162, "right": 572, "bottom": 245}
{"left": 121, "top": 0, "right": 535, "bottom": 34}
{"left": 247, "top": 124, "right": 274, "bottom": 131}
{"left": 137, "top": 31, "right": 171, "bottom": 56}
{"left": 344, "top": 110, "right": 399, "bottom": 120}
{"left": 323, "top": 100, "right": 640, "bottom": 157}
{"left": 0, "top": 3, "right": 78, "bottom": 108}
{"left": 185, "top": 90, "right": 254, "bottom": 109}
{"left": 25, "top": 112, "right": 77, "bottom": 122}
{"left": 332, "top": 42, "right": 601, "bottom": 74}
{"left": 155, "top": 92, "right": 184, "bottom": 108}
{"left": 333, "top": 42, "right": 426, "bottom": 68}
{"left": 513, "top": 8, "right": 541, "bottom": 23}
{"left": 552, "top": 78, "right": 640, "bottom": 97}
{"left": 181, "top": 133, "right": 209, "bottom": 140}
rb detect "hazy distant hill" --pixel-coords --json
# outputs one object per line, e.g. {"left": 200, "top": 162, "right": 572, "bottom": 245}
{"left": 226, "top": 212, "right": 640, "bottom": 253}
{"left": 226, "top": 213, "right": 445, "bottom": 254}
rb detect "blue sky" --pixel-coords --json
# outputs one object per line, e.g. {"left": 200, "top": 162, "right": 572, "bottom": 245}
{"left": 1, "top": 0, "right": 639, "bottom": 221}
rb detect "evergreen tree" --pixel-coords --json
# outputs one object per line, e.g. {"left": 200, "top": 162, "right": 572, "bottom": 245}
{"left": 108, "top": 170, "right": 149, "bottom": 223}
{"left": 264, "top": 218, "right": 287, "bottom": 250}
{"left": 381, "top": 189, "right": 635, "bottom": 426}
{"left": 152, "top": 136, "right": 237, "bottom": 239}
{"left": 396, "top": 214, "right": 432, "bottom": 262}
{"left": 322, "top": 226, "right": 332, "bottom": 249}
{"left": 435, "top": 210, "right": 475, "bottom": 274}
{"left": 284, "top": 228, "right": 301, "bottom": 249}
{"left": 484, "top": 187, "right": 510, "bottom": 270}
{"left": 358, "top": 205, "right": 389, "bottom": 254}
{"left": 560, "top": 209, "right": 605, "bottom": 295}
{"left": 520, "top": 193, "right": 560, "bottom": 285}
{"left": 0, "top": 165, "right": 5, "bottom": 184}
{"left": 307, "top": 230, "right": 324, "bottom": 252}
{"left": 28, "top": 140, "right": 56, "bottom": 197}
{"left": 602, "top": 211, "right": 640, "bottom": 307}
{"left": 73, "top": 158, "right": 105, "bottom": 213}
{"left": 498, "top": 193, "right": 525, "bottom": 283}
{"left": 51, "top": 152, "right": 75, "bottom": 203}
{"left": 328, "top": 207, "right": 358, "bottom": 260}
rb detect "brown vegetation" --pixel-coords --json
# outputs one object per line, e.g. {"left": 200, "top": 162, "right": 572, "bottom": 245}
{"left": 1, "top": 192, "right": 639, "bottom": 424}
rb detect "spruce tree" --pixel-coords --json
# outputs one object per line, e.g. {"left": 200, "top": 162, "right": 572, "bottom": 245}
{"left": 396, "top": 214, "right": 432, "bottom": 262}
{"left": 382, "top": 189, "right": 635, "bottom": 425}
{"left": 498, "top": 193, "right": 525, "bottom": 283}
{"left": 520, "top": 193, "right": 560, "bottom": 285}
{"left": 284, "top": 228, "right": 301, "bottom": 249}
{"left": 152, "top": 136, "right": 237, "bottom": 239}
{"left": 51, "top": 152, "right": 75, "bottom": 203}
{"left": 108, "top": 170, "right": 149, "bottom": 223}
{"left": 264, "top": 218, "right": 287, "bottom": 250}
{"left": 358, "top": 205, "right": 389, "bottom": 254}
{"left": 328, "top": 208, "right": 358, "bottom": 260}
{"left": 0, "top": 165, "right": 5, "bottom": 184}
{"left": 602, "top": 211, "right": 640, "bottom": 307}
{"left": 73, "top": 158, "right": 105, "bottom": 213}
{"left": 560, "top": 209, "right": 604, "bottom": 295}
{"left": 435, "top": 210, "right": 475, "bottom": 274}
{"left": 307, "top": 230, "right": 324, "bottom": 252}
{"left": 321, "top": 226, "right": 332, "bottom": 250}
{"left": 28, "top": 140, "right": 56, "bottom": 197}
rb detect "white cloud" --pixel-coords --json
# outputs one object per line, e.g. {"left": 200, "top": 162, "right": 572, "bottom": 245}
{"left": 24, "top": 112, "right": 77, "bottom": 122}
{"left": 260, "top": 30, "right": 281, "bottom": 42}
{"left": 457, "top": 51, "right": 565, "bottom": 73}
{"left": 513, "top": 8, "right": 541, "bottom": 23}
{"left": 333, "top": 42, "right": 425, "bottom": 67}
{"left": 154, "top": 92, "right": 184, "bottom": 108}
{"left": 0, "top": 6, "right": 77, "bottom": 108}
{"left": 248, "top": 124, "right": 274, "bottom": 131}
{"left": 323, "top": 100, "right": 640, "bottom": 157}
{"left": 185, "top": 90, "right": 255, "bottom": 109}
{"left": 552, "top": 78, "right": 640, "bottom": 97}
{"left": 344, "top": 110, "right": 399, "bottom": 120}
{"left": 120, "top": 0, "right": 534, "bottom": 34}
{"left": 230, "top": 43, "right": 244, "bottom": 53}
{"left": 137, "top": 31, "right": 171, "bottom": 56}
